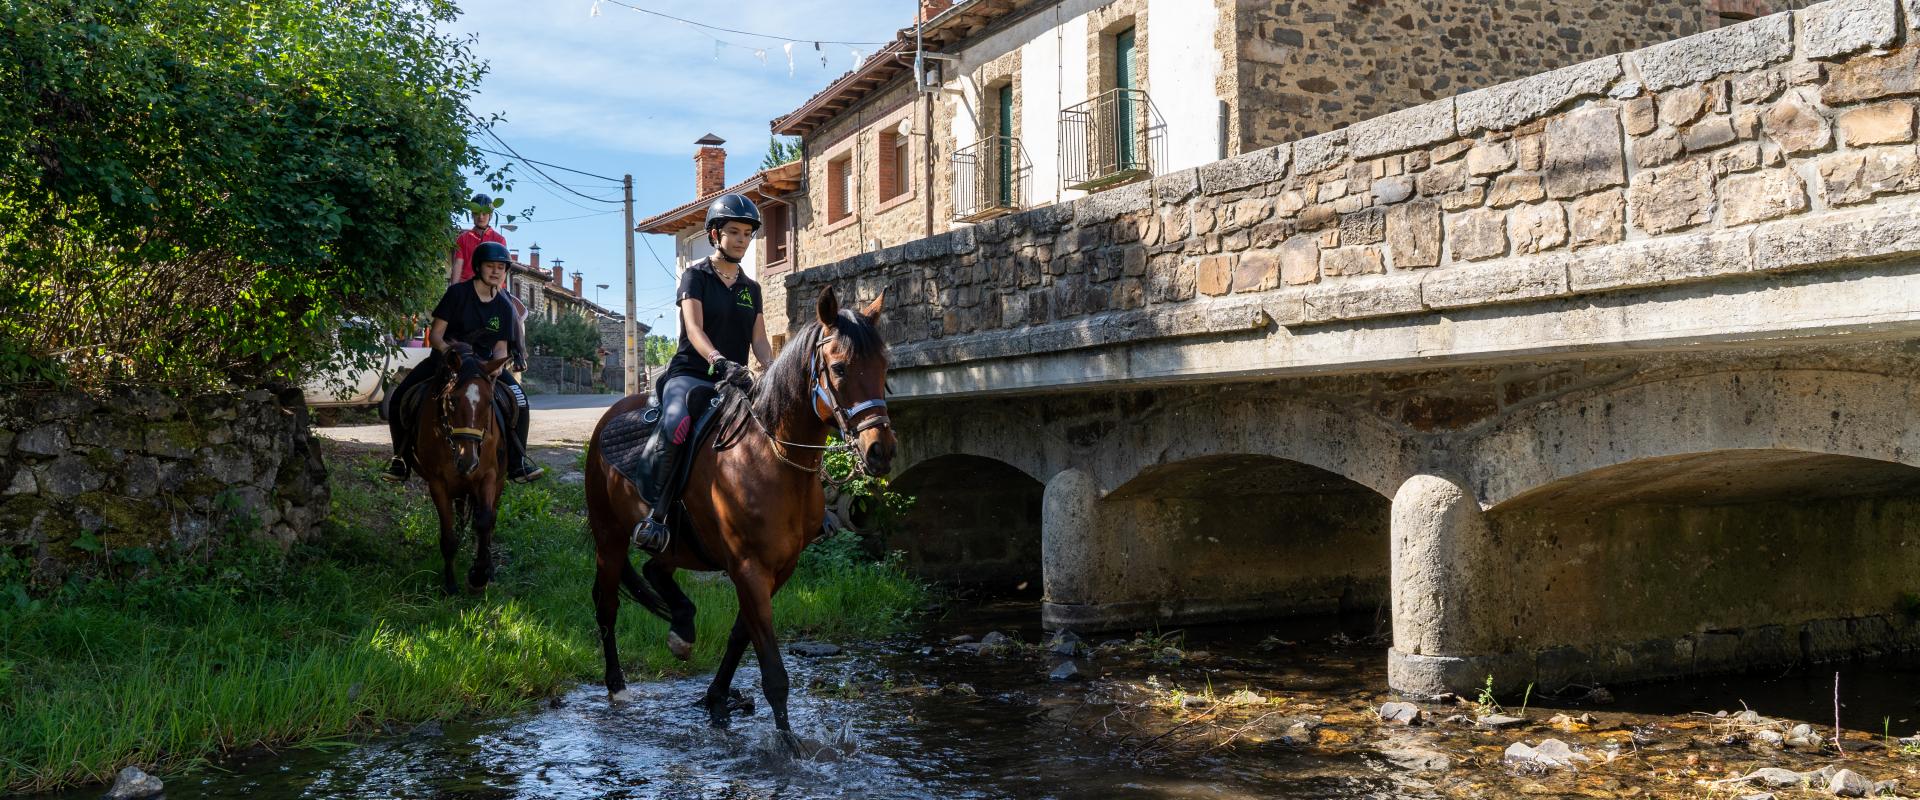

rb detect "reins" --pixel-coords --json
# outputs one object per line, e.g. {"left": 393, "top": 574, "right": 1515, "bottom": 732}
{"left": 435, "top": 352, "right": 496, "bottom": 455}
{"left": 748, "top": 330, "right": 889, "bottom": 487}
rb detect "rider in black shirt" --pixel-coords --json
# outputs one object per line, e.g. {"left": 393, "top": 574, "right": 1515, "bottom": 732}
{"left": 632, "top": 193, "right": 772, "bottom": 553}
{"left": 384, "top": 241, "right": 544, "bottom": 484}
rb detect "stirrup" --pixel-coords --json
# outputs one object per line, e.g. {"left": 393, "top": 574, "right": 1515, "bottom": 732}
{"left": 381, "top": 456, "right": 409, "bottom": 483}
{"left": 631, "top": 517, "right": 671, "bottom": 555}
{"left": 509, "top": 464, "right": 546, "bottom": 484}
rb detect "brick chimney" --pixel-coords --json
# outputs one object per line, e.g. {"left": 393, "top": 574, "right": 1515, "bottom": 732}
{"left": 573, "top": 275, "right": 584, "bottom": 297}
{"left": 918, "top": 0, "right": 952, "bottom": 22}
{"left": 694, "top": 133, "right": 727, "bottom": 197}
{"left": 552, "top": 262, "right": 565, "bottom": 290}
{"left": 528, "top": 243, "right": 541, "bottom": 269}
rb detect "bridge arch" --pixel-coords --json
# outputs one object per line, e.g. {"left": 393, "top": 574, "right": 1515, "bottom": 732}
{"left": 1392, "top": 368, "right": 1920, "bottom": 695}
{"left": 884, "top": 454, "right": 1045, "bottom": 588}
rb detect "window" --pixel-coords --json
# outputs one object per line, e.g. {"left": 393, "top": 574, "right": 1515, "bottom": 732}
{"left": 827, "top": 154, "right": 854, "bottom": 223}
{"left": 879, "top": 127, "right": 910, "bottom": 202}
{"left": 762, "top": 202, "right": 791, "bottom": 267}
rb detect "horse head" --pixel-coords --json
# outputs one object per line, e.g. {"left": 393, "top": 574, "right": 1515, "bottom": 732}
{"left": 811, "top": 287, "right": 895, "bottom": 477}
{"left": 438, "top": 342, "right": 512, "bottom": 476}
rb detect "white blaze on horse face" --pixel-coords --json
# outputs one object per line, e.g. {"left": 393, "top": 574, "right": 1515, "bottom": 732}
{"left": 464, "top": 383, "right": 482, "bottom": 409}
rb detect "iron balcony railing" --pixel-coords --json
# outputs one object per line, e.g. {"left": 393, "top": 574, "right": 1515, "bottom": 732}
{"left": 1060, "top": 88, "right": 1166, "bottom": 191}
{"left": 952, "top": 135, "right": 1032, "bottom": 223}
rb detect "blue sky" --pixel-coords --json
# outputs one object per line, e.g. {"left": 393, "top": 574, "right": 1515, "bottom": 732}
{"left": 447, "top": 0, "right": 909, "bottom": 337}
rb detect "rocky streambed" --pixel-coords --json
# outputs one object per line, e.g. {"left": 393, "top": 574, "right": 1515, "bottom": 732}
{"left": 35, "top": 604, "right": 1920, "bottom": 799}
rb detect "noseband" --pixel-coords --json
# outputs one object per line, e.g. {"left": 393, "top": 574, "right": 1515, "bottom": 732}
{"left": 809, "top": 338, "right": 891, "bottom": 438}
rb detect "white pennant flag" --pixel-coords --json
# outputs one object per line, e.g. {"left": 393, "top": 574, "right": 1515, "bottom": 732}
{"left": 851, "top": 48, "right": 864, "bottom": 68}
{"left": 754, "top": 49, "right": 768, "bottom": 65}
{"left": 589, "top": 0, "right": 600, "bottom": 17}
{"left": 816, "top": 41, "right": 826, "bottom": 68}
{"left": 783, "top": 42, "right": 795, "bottom": 77}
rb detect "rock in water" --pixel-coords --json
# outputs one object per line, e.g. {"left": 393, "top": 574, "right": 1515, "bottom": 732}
{"left": 787, "top": 641, "right": 842, "bottom": 658}
{"left": 1379, "top": 746, "right": 1453, "bottom": 772}
{"left": 1506, "top": 738, "right": 1590, "bottom": 769}
{"left": 1736, "top": 794, "right": 1777, "bottom": 800}
{"left": 1826, "top": 768, "right": 1871, "bottom": 797}
{"left": 106, "top": 766, "right": 163, "bottom": 799}
{"left": 1741, "top": 767, "right": 1805, "bottom": 787}
{"left": 1477, "top": 714, "right": 1528, "bottom": 730}
{"left": 979, "top": 631, "right": 1015, "bottom": 648}
{"left": 1378, "top": 701, "right": 1422, "bottom": 725}
{"left": 1048, "top": 660, "right": 1085, "bottom": 682}
{"left": 1046, "top": 629, "right": 1084, "bottom": 656}
{"left": 1755, "top": 730, "right": 1785, "bottom": 748}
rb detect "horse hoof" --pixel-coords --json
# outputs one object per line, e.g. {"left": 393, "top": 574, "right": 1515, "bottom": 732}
{"left": 609, "top": 689, "right": 634, "bottom": 703}
{"left": 667, "top": 632, "right": 693, "bottom": 661}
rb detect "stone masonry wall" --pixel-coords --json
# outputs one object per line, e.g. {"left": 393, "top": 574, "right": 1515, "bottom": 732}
{"left": 788, "top": 0, "right": 1920, "bottom": 369}
{"left": 1233, "top": 0, "right": 1716, "bottom": 151}
{"left": 795, "top": 80, "right": 932, "bottom": 271}
{"left": 0, "top": 388, "right": 330, "bottom": 585}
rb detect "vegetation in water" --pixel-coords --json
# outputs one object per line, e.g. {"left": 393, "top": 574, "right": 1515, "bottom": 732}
{"left": 0, "top": 452, "right": 929, "bottom": 793}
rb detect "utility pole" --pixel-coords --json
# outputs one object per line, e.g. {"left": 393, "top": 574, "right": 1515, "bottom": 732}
{"left": 623, "top": 173, "right": 639, "bottom": 397}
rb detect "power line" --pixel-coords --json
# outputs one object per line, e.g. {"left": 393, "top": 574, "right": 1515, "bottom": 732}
{"left": 517, "top": 209, "right": 623, "bottom": 224}
{"left": 476, "top": 127, "right": 624, "bottom": 206}
{"left": 596, "top": 0, "right": 893, "bottom": 47}
{"left": 472, "top": 145, "right": 623, "bottom": 185}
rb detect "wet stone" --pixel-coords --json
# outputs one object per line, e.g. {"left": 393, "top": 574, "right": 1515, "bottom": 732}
{"left": 1378, "top": 701, "right": 1422, "bottom": 725}
{"left": 1379, "top": 746, "right": 1453, "bottom": 772}
{"left": 788, "top": 641, "right": 843, "bottom": 658}
{"left": 106, "top": 766, "right": 164, "bottom": 800}
{"left": 1047, "top": 660, "right": 1086, "bottom": 682}
{"left": 1046, "top": 629, "right": 1084, "bottom": 656}
{"left": 1827, "top": 768, "right": 1871, "bottom": 797}
{"left": 1477, "top": 714, "right": 1529, "bottom": 730}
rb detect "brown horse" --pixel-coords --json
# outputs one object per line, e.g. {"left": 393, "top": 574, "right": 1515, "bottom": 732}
{"left": 412, "top": 342, "right": 513, "bottom": 595}
{"left": 584, "top": 287, "right": 895, "bottom": 738}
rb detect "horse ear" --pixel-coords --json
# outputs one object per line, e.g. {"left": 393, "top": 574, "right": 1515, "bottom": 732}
{"left": 443, "top": 348, "right": 462, "bottom": 369}
{"left": 861, "top": 290, "right": 885, "bottom": 321}
{"left": 482, "top": 355, "right": 511, "bottom": 377}
{"left": 816, "top": 286, "right": 840, "bottom": 328}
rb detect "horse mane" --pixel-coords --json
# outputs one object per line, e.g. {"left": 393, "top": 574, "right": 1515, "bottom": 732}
{"left": 712, "top": 308, "right": 884, "bottom": 448}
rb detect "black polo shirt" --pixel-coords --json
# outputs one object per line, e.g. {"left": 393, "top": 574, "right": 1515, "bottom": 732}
{"left": 431, "top": 280, "right": 518, "bottom": 356}
{"left": 663, "top": 257, "right": 762, "bottom": 385}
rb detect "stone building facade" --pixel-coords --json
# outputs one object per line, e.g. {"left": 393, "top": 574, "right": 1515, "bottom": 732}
{"left": 766, "top": 0, "right": 1809, "bottom": 294}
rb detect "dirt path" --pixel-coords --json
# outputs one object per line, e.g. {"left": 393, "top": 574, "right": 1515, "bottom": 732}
{"left": 314, "top": 393, "right": 619, "bottom": 450}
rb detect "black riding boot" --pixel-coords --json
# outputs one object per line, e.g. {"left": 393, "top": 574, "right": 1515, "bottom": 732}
{"left": 631, "top": 432, "right": 680, "bottom": 554}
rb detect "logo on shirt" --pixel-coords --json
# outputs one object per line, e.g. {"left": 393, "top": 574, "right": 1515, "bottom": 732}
{"left": 735, "top": 288, "right": 754, "bottom": 310}
{"left": 486, "top": 315, "right": 502, "bottom": 332}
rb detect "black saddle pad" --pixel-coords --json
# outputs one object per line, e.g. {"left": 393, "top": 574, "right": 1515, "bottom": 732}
{"left": 599, "top": 396, "right": 723, "bottom": 505}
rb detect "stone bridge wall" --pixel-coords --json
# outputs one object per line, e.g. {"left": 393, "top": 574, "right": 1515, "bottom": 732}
{"left": 789, "top": 0, "right": 1920, "bottom": 380}
{"left": 0, "top": 388, "right": 330, "bottom": 586}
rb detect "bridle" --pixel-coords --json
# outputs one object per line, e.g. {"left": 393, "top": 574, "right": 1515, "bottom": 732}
{"left": 751, "top": 332, "right": 890, "bottom": 483}
{"left": 438, "top": 354, "right": 495, "bottom": 453}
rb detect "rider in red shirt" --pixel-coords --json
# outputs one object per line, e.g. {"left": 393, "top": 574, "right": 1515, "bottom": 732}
{"left": 453, "top": 193, "right": 509, "bottom": 283}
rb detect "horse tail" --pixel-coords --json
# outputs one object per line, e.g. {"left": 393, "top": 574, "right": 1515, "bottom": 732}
{"left": 618, "top": 560, "right": 673, "bottom": 622}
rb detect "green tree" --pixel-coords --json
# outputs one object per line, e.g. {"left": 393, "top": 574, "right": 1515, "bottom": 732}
{"left": 525, "top": 313, "right": 600, "bottom": 362}
{"left": 0, "top": 0, "right": 494, "bottom": 392}
{"left": 760, "top": 136, "right": 802, "bottom": 170}
{"left": 644, "top": 333, "right": 676, "bottom": 366}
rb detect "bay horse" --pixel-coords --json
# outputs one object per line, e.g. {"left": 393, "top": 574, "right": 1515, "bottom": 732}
{"left": 412, "top": 342, "right": 514, "bottom": 595}
{"left": 583, "top": 287, "right": 895, "bottom": 739}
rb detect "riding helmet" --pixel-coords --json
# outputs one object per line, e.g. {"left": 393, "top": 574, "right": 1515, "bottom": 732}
{"left": 469, "top": 193, "right": 496, "bottom": 214}
{"left": 471, "top": 241, "right": 512, "bottom": 270}
{"left": 703, "top": 193, "right": 762, "bottom": 234}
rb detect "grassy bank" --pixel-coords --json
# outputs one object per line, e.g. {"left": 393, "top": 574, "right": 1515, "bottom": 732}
{"left": 0, "top": 450, "right": 930, "bottom": 793}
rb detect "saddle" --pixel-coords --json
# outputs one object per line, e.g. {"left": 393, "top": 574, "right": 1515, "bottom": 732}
{"left": 598, "top": 394, "right": 725, "bottom": 532}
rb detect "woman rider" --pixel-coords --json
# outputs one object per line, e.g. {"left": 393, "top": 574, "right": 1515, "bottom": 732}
{"left": 631, "top": 193, "right": 771, "bottom": 553}
{"left": 384, "top": 240, "right": 545, "bottom": 484}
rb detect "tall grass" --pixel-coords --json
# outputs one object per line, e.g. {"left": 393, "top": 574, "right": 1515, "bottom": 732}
{"left": 0, "top": 454, "right": 929, "bottom": 792}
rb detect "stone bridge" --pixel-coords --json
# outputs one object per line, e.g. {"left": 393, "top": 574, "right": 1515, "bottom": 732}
{"left": 786, "top": 0, "right": 1920, "bottom": 696}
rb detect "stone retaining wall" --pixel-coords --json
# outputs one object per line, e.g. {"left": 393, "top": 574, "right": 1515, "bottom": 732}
{"left": 788, "top": 0, "right": 1920, "bottom": 371}
{"left": 0, "top": 388, "right": 329, "bottom": 584}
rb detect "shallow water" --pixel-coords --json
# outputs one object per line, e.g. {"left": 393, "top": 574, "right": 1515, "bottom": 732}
{"left": 38, "top": 602, "right": 1920, "bottom": 799}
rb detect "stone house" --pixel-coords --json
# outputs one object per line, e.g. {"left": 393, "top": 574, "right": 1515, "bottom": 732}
{"left": 501, "top": 245, "right": 636, "bottom": 390}
{"left": 767, "top": 0, "right": 1810, "bottom": 283}
{"left": 635, "top": 135, "right": 806, "bottom": 343}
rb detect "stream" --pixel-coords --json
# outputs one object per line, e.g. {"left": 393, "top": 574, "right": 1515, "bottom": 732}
{"left": 42, "top": 602, "right": 1920, "bottom": 799}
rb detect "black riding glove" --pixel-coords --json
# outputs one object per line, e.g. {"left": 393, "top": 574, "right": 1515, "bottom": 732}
{"left": 710, "top": 356, "right": 754, "bottom": 391}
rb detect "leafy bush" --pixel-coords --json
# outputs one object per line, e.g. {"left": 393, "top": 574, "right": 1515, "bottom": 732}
{"left": 0, "top": 0, "right": 490, "bottom": 393}
{"left": 525, "top": 313, "right": 601, "bottom": 362}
